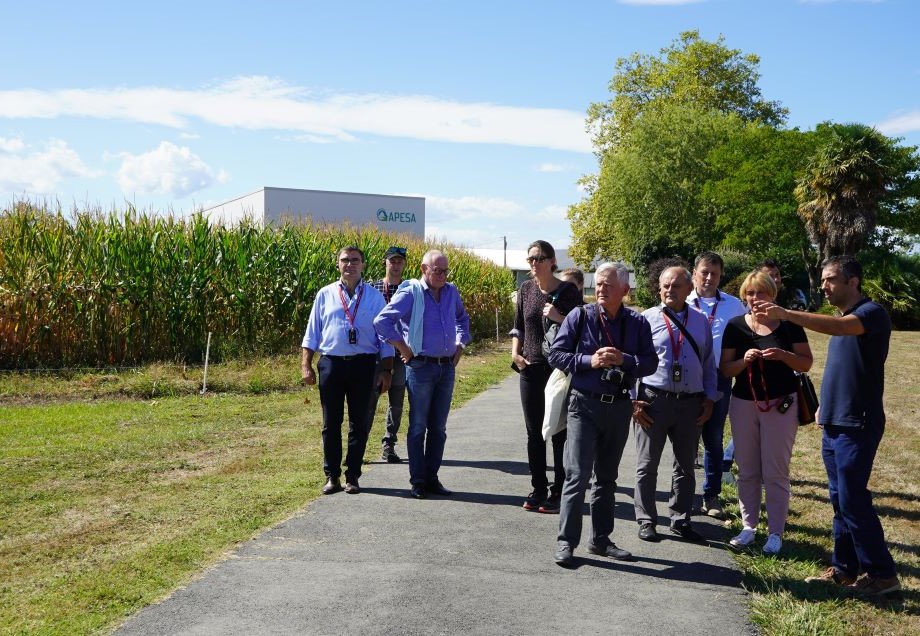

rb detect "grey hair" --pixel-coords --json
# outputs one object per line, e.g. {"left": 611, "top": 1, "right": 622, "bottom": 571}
{"left": 422, "top": 249, "right": 446, "bottom": 265}
{"left": 595, "top": 261, "right": 630, "bottom": 287}
{"left": 659, "top": 265, "right": 692, "bottom": 286}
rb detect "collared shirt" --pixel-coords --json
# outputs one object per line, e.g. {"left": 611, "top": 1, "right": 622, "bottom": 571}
{"left": 371, "top": 278, "right": 401, "bottom": 304}
{"left": 686, "top": 289, "right": 747, "bottom": 359}
{"left": 302, "top": 279, "right": 394, "bottom": 358}
{"left": 641, "top": 304, "right": 719, "bottom": 401}
{"left": 547, "top": 303, "right": 657, "bottom": 396}
{"left": 374, "top": 278, "right": 472, "bottom": 357}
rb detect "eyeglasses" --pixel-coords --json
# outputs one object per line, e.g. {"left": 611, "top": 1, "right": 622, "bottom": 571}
{"left": 526, "top": 255, "right": 549, "bottom": 264}
{"left": 387, "top": 246, "right": 407, "bottom": 256}
{"left": 339, "top": 257, "right": 362, "bottom": 264}
{"left": 426, "top": 266, "right": 450, "bottom": 276}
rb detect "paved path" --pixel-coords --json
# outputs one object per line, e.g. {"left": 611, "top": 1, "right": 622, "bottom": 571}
{"left": 117, "top": 375, "right": 753, "bottom": 635}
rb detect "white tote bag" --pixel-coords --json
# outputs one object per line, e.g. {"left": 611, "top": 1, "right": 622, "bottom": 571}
{"left": 542, "top": 368, "right": 571, "bottom": 441}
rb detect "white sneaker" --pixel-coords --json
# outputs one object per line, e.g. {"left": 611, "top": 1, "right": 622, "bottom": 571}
{"left": 730, "top": 527, "right": 756, "bottom": 547}
{"left": 763, "top": 534, "right": 782, "bottom": 555}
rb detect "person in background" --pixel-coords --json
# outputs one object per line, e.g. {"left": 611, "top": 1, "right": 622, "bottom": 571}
{"left": 720, "top": 271, "right": 813, "bottom": 555}
{"left": 374, "top": 249, "right": 471, "bottom": 500}
{"left": 633, "top": 265, "right": 718, "bottom": 544}
{"left": 687, "top": 251, "right": 746, "bottom": 520}
{"left": 510, "top": 240, "right": 583, "bottom": 514}
{"left": 368, "top": 246, "right": 409, "bottom": 463}
{"left": 302, "top": 246, "right": 394, "bottom": 495}
{"left": 559, "top": 268, "right": 586, "bottom": 305}
{"left": 755, "top": 255, "right": 901, "bottom": 596}
{"left": 548, "top": 262, "right": 657, "bottom": 567}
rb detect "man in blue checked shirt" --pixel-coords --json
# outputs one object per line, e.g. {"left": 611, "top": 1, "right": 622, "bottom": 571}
{"left": 302, "top": 246, "right": 395, "bottom": 496}
{"left": 633, "top": 264, "right": 719, "bottom": 544}
{"left": 374, "top": 249, "right": 471, "bottom": 500}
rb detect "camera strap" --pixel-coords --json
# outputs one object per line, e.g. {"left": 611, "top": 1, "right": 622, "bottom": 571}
{"left": 597, "top": 304, "right": 627, "bottom": 349}
{"left": 661, "top": 305, "right": 702, "bottom": 363}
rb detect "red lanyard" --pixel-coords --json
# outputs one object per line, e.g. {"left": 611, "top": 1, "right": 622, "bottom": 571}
{"left": 694, "top": 295, "right": 720, "bottom": 327}
{"left": 746, "top": 357, "right": 779, "bottom": 412}
{"left": 662, "top": 307, "right": 687, "bottom": 360}
{"left": 338, "top": 282, "right": 364, "bottom": 327}
{"left": 597, "top": 304, "right": 626, "bottom": 348}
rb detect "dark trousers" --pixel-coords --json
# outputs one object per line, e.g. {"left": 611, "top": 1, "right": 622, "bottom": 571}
{"left": 823, "top": 424, "right": 897, "bottom": 579}
{"left": 318, "top": 354, "right": 376, "bottom": 480}
{"left": 367, "top": 357, "right": 407, "bottom": 445}
{"left": 557, "top": 389, "right": 631, "bottom": 550}
{"left": 700, "top": 375, "right": 732, "bottom": 498}
{"left": 519, "top": 362, "right": 567, "bottom": 493}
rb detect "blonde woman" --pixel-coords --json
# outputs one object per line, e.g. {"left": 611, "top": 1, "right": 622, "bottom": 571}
{"left": 720, "top": 271, "right": 813, "bottom": 554}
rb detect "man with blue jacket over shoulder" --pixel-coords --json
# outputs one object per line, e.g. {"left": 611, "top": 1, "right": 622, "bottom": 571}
{"left": 548, "top": 262, "right": 657, "bottom": 567}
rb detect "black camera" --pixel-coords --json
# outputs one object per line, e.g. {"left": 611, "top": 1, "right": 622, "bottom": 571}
{"left": 600, "top": 366, "right": 625, "bottom": 385}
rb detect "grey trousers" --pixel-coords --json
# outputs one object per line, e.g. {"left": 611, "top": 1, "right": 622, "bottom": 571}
{"left": 633, "top": 392, "right": 703, "bottom": 526}
{"left": 557, "top": 389, "right": 632, "bottom": 549}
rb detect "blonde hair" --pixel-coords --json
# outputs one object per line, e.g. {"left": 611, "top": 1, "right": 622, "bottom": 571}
{"left": 738, "top": 270, "right": 778, "bottom": 305}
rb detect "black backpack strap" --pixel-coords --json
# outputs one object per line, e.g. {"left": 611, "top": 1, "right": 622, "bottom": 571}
{"left": 661, "top": 305, "right": 702, "bottom": 362}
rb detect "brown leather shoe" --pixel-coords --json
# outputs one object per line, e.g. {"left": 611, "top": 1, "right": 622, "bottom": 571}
{"left": 322, "top": 477, "right": 342, "bottom": 495}
{"left": 344, "top": 476, "right": 360, "bottom": 494}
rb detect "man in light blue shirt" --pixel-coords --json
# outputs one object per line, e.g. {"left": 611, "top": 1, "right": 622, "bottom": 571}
{"left": 302, "top": 246, "right": 394, "bottom": 496}
{"left": 686, "top": 251, "right": 746, "bottom": 519}
{"left": 633, "top": 264, "right": 719, "bottom": 543}
{"left": 374, "top": 249, "right": 471, "bottom": 499}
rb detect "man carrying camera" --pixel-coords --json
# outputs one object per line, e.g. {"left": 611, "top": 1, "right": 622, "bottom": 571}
{"left": 548, "top": 262, "right": 656, "bottom": 567}
{"left": 633, "top": 265, "right": 718, "bottom": 543}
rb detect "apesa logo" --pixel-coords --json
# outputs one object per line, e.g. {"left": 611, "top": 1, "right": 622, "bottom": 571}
{"left": 376, "top": 208, "right": 417, "bottom": 223}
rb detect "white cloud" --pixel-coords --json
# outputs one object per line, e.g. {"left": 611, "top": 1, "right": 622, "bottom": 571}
{"left": 535, "top": 163, "right": 573, "bottom": 173}
{"left": 0, "top": 76, "right": 591, "bottom": 153}
{"left": 0, "top": 137, "right": 100, "bottom": 193}
{"left": 876, "top": 110, "right": 920, "bottom": 136}
{"left": 424, "top": 195, "right": 525, "bottom": 223}
{"left": 116, "top": 141, "right": 221, "bottom": 197}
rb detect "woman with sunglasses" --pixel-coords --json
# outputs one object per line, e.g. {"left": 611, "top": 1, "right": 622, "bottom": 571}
{"left": 719, "top": 270, "right": 813, "bottom": 554}
{"left": 511, "top": 240, "right": 582, "bottom": 513}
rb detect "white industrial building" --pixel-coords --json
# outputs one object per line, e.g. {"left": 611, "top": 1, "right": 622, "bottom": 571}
{"left": 203, "top": 187, "right": 425, "bottom": 237}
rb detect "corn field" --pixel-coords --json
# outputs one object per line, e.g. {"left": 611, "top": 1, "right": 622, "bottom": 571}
{"left": 0, "top": 203, "right": 516, "bottom": 369}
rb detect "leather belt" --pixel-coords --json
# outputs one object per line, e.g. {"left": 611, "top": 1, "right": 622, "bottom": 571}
{"left": 578, "top": 389, "right": 630, "bottom": 403}
{"left": 640, "top": 384, "right": 704, "bottom": 401}
{"left": 416, "top": 355, "right": 453, "bottom": 364}
{"left": 324, "top": 354, "right": 375, "bottom": 361}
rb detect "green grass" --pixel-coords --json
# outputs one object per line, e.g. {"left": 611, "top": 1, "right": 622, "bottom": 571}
{"left": 0, "top": 341, "right": 513, "bottom": 635}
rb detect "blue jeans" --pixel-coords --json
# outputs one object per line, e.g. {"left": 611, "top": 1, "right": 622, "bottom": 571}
{"left": 701, "top": 375, "right": 732, "bottom": 499}
{"left": 405, "top": 359, "right": 456, "bottom": 486}
{"left": 823, "top": 424, "right": 896, "bottom": 579}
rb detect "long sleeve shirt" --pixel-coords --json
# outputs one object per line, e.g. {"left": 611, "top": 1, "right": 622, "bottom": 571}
{"left": 374, "top": 279, "right": 471, "bottom": 357}
{"left": 641, "top": 304, "right": 719, "bottom": 402}
{"left": 685, "top": 289, "right": 747, "bottom": 360}
{"left": 547, "top": 303, "right": 657, "bottom": 396}
{"left": 302, "top": 279, "right": 394, "bottom": 358}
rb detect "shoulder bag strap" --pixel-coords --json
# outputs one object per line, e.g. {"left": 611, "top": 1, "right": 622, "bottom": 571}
{"left": 661, "top": 305, "right": 702, "bottom": 362}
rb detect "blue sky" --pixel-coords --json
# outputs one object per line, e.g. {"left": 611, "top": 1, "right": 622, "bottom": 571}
{"left": 2, "top": 0, "right": 918, "bottom": 252}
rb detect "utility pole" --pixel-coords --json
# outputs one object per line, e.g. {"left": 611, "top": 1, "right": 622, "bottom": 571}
{"left": 502, "top": 235, "right": 507, "bottom": 268}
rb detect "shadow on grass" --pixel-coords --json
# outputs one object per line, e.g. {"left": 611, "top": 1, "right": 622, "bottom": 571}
{"left": 748, "top": 571, "right": 918, "bottom": 616}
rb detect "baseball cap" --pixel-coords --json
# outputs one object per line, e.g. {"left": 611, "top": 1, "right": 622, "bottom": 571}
{"left": 384, "top": 246, "right": 407, "bottom": 259}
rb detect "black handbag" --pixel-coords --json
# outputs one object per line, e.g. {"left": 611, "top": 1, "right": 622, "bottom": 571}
{"left": 795, "top": 371, "right": 819, "bottom": 425}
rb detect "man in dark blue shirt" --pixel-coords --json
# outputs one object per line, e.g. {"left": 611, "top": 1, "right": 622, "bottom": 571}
{"left": 547, "top": 262, "right": 657, "bottom": 567}
{"left": 754, "top": 255, "right": 900, "bottom": 597}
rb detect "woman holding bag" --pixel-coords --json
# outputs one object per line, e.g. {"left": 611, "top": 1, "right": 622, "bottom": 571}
{"left": 511, "top": 240, "right": 582, "bottom": 513}
{"left": 720, "top": 271, "right": 813, "bottom": 554}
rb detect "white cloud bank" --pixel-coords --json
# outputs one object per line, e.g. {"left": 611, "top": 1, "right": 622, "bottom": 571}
{"left": 876, "top": 111, "right": 920, "bottom": 136}
{"left": 0, "top": 136, "right": 100, "bottom": 193}
{"left": 0, "top": 76, "right": 591, "bottom": 153}
{"left": 117, "top": 141, "right": 226, "bottom": 197}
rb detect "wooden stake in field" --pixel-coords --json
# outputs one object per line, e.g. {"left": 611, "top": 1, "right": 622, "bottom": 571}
{"left": 201, "top": 331, "right": 212, "bottom": 394}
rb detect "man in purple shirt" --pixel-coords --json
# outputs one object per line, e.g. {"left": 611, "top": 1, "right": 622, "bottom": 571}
{"left": 547, "top": 262, "right": 657, "bottom": 567}
{"left": 374, "top": 250, "right": 472, "bottom": 500}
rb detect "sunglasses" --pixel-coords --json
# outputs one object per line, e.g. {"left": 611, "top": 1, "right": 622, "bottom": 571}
{"left": 426, "top": 266, "right": 450, "bottom": 275}
{"left": 387, "top": 246, "right": 407, "bottom": 256}
{"left": 526, "top": 255, "right": 550, "bottom": 264}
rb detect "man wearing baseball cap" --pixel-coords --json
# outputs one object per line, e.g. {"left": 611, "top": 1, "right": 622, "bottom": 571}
{"left": 368, "top": 246, "right": 409, "bottom": 462}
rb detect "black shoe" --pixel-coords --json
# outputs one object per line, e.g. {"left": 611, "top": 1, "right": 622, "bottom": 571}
{"left": 523, "top": 489, "right": 548, "bottom": 511}
{"left": 538, "top": 491, "right": 561, "bottom": 514}
{"left": 427, "top": 480, "right": 452, "bottom": 496}
{"left": 343, "top": 476, "right": 360, "bottom": 494}
{"left": 587, "top": 542, "right": 635, "bottom": 561}
{"left": 554, "top": 544, "right": 574, "bottom": 568}
{"left": 409, "top": 484, "right": 426, "bottom": 499}
{"left": 670, "top": 521, "right": 705, "bottom": 542}
{"left": 382, "top": 444, "right": 402, "bottom": 463}
{"left": 322, "top": 477, "right": 342, "bottom": 495}
{"left": 638, "top": 522, "right": 659, "bottom": 542}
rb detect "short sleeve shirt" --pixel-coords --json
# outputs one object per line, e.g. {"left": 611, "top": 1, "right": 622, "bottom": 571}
{"left": 722, "top": 316, "right": 808, "bottom": 400}
{"left": 820, "top": 299, "right": 891, "bottom": 428}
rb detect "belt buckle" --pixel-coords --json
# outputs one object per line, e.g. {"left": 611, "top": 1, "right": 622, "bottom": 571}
{"left": 600, "top": 393, "right": 615, "bottom": 404}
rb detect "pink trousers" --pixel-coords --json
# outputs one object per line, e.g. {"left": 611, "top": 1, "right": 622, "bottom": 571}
{"left": 729, "top": 396, "right": 799, "bottom": 536}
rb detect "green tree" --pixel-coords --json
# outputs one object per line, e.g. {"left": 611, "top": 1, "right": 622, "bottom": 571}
{"left": 794, "top": 122, "right": 920, "bottom": 296}
{"left": 587, "top": 30, "right": 787, "bottom": 153}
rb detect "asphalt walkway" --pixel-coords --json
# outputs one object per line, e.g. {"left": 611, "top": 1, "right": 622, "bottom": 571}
{"left": 117, "top": 375, "right": 754, "bottom": 635}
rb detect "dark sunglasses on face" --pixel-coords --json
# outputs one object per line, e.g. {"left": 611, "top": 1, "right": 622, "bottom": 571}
{"left": 388, "top": 246, "right": 407, "bottom": 256}
{"left": 526, "top": 255, "right": 549, "bottom": 264}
